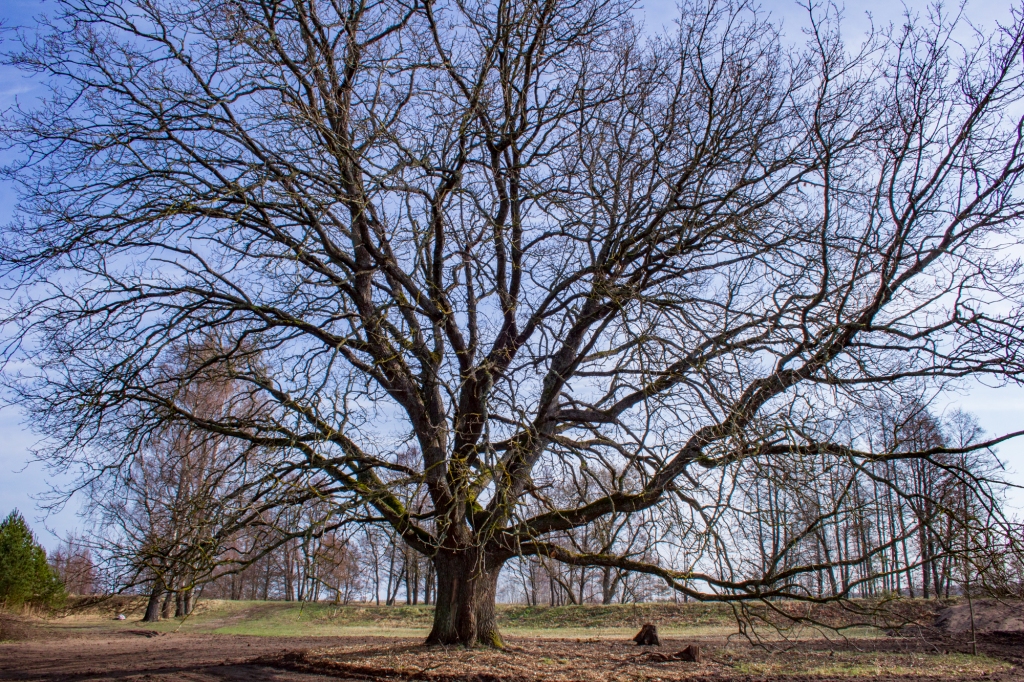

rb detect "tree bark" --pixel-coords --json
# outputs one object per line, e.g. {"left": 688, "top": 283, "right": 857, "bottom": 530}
{"left": 142, "top": 584, "right": 163, "bottom": 622}
{"left": 160, "top": 590, "right": 174, "bottom": 619}
{"left": 601, "top": 567, "right": 618, "bottom": 604}
{"left": 426, "top": 551, "right": 505, "bottom": 647}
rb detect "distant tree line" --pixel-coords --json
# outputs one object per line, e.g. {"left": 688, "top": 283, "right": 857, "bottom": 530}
{"left": 68, "top": 389, "right": 1023, "bottom": 619}
{"left": 48, "top": 536, "right": 97, "bottom": 598}
{"left": 8, "top": 398, "right": 1019, "bottom": 618}
{"left": 8, "top": 347, "right": 1021, "bottom": 616}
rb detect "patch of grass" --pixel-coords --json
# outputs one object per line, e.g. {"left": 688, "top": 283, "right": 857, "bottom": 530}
{"left": 177, "top": 601, "right": 736, "bottom": 637}
{"left": 124, "top": 601, "right": 422, "bottom": 637}
{"left": 498, "top": 602, "right": 736, "bottom": 630}
{"left": 64, "top": 594, "right": 149, "bottom": 618}
{"left": 48, "top": 597, "right": 950, "bottom": 641}
{"left": 56, "top": 600, "right": 742, "bottom": 637}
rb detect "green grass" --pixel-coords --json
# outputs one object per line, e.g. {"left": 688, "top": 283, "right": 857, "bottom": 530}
{"left": 55, "top": 599, "right": 741, "bottom": 638}
{"left": 499, "top": 602, "right": 735, "bottom": 629}
{"left": 55, "top": 597, "right": 950, "bottom": 640}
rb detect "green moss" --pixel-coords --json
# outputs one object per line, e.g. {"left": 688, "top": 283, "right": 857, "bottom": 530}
{"left": 478, "top": 627, "right": 505, "bottom": 648}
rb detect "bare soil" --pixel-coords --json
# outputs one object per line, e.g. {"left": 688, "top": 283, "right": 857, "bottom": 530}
{"left": 934, "top": 600, "right": 1024, "bottom": 635}
{"left": 1, "top": 613, "right": 1022, "bottom": 682}
{"left": 0, "top": 618, "right": 352, "bottom": 681}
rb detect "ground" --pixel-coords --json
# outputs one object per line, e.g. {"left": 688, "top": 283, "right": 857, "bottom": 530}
{"left": 0, "top": 628, "right": 345, "bottom": 681}
{"left": 0, "top": 599, "right": 1020, "bottom": 681}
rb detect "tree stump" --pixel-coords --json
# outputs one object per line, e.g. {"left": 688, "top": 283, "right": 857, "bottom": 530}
{"left": 676, "top": 644, "right": 701, "bottom": 662}
{"left": 633, "top": 623, "right": 661, "bottom": 646}
{"left": 640, "top": 644, "right": 702, "bottom": 663}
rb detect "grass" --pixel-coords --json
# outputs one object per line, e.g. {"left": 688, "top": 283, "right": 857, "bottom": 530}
{"left": 499, "top": 602, "right": 736, "bottom": 629}
{"left": 55, "top": 598, "right": 742, "bottom": 638}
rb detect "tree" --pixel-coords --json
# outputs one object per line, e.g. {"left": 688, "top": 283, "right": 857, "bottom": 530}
{"left": 80, "top": 339, "right": 343, "bottom": 620}
{"left": 4, "top": 0, "right": 1024, "bottom": 646}
{"left": 0, "top": 511, "right": 65, "bottom": 609}
{"left": 49, "top": 536, "right": 97, "bottom": 596}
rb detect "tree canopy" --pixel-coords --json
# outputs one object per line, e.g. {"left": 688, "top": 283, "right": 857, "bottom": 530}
{"left": 3, "top": 0, "right": 1024, "bottom": 645}
{"left": 0, "top": 510, "right": 66, "bottom": 609}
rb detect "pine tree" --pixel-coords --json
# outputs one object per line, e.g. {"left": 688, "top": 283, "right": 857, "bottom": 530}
{"left": 0, "top": 510, "right": 66, "bottom": 609}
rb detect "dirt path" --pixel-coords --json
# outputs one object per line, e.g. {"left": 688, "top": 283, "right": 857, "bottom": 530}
{"left": 0, "top": 628, "right": 368, "bottom": 681}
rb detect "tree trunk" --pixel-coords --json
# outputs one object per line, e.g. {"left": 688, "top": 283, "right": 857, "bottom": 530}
{"left": 160, "top": 590, "right": 174, "bottom": 619}
{"left": 142, "top": 585, "right": 163, "bottom": 622}
{"left": 601, "top": 567, "right": 618, "bottom": 605}
{"left": 426, "top": 551, "right": 504, "bottom": 647}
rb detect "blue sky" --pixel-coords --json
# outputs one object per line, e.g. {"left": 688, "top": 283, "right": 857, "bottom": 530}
{"left": 1, "top": 0, "right": 1022, "bottom": 548}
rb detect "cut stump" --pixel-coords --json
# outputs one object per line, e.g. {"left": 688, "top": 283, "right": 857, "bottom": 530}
{"left": 633, "top": 623, "right": 661, "bottom": 646}
{"left": 642, "top": 645, "right": 702, "bottom": 663}
{"left": 676, "top": 644, "right": 702, "bottom": 662}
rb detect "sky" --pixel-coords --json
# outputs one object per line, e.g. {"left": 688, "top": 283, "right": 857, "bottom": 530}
{"left": 0, "top": 0, "right": 1023, "bottom": 549}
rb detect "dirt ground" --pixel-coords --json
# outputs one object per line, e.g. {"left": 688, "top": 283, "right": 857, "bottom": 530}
{"left": 271, "top": 633, "right": 1024, "bottom": 682}
{"left": 2, "top": 616, "right": 1023, "bottom": 682}
{"left": 0, "top": 623, "right": 353, "bottom": 681}
{"left": 934, "top": 599, "right": 1024, "bottom": 635}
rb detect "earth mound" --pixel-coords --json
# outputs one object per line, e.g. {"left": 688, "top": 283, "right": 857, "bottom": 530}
{"left": 0, "top": 613, "right": 33, "bottom": 642}
{"left": 934, "top": 600, "right": 1024, "bottom": 635}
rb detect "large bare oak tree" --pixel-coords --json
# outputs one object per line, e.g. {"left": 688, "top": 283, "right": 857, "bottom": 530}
{"left": 4, "top": 0, "right": 1024, "bottom": 646}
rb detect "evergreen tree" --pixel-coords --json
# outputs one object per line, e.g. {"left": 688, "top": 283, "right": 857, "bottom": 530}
{"left": 0, "top": 510, "right": 65, "bottom": 608}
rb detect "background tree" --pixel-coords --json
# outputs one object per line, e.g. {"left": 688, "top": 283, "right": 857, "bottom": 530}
{"left": 49, "top": 536, "right": 97, "bottom": 596}
{"left": 80, "top": 340, "right": 348, "bottom": 620}
{"left": 4, "top": 0, "right": 1024, "bottom": 647}
{"left": 0, "top": 511, "right": 65, "bottom": 609}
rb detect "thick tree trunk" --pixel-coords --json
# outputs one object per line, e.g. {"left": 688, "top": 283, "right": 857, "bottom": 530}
{"left": 142, "top": 585, "right": 163, "bottom": 622}
{"left": 426, "top": 551, "right": 504, "bottom": 647}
